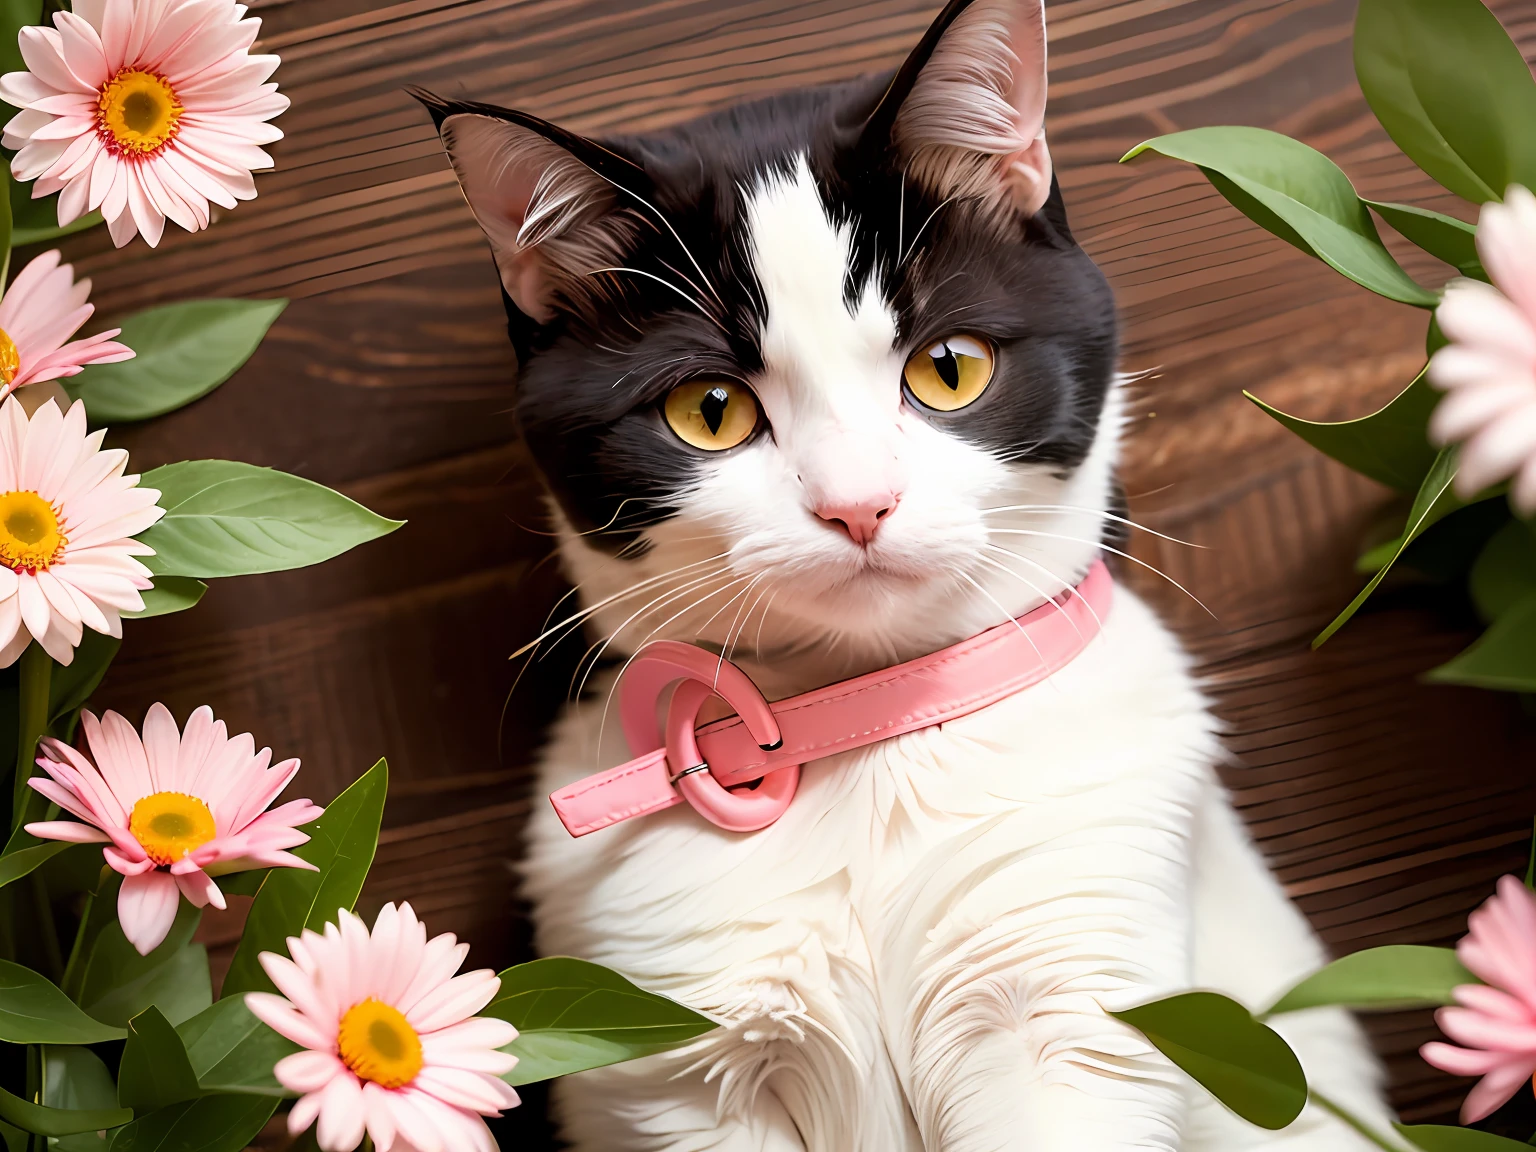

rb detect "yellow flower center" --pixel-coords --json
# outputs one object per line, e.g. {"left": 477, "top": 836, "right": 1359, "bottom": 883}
{"left": 0, "top": 327, "right": 18, "bottom": 387}
{"left": 127, "top": 792, "right": 217, "bottom": 866}
{"left": 0, "top": 491, "right": 66, "bottom": 574}
{"left": 97, "top": 69, "right": 182, "bottom": 156}
{"left": 337, "top": 999, "right": 423, "bottom": 1089}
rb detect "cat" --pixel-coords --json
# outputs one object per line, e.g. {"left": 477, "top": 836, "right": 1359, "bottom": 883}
{"left": 418, "top": 1, "right": 1399, "bottom": 1148}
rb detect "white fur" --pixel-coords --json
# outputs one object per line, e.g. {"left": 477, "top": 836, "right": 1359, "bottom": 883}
{"left": 521, "top": 159, "right": 1396, "bottom": 1149}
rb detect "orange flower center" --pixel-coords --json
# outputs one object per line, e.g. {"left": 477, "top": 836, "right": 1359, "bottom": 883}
{"left": 97, "top": 69, "right": 182, "bottom": 156}
{"left": 0, "top": 491, "right": 65, "bottom": 574}
{"left": 128, "top": 791, "right": 217, "bottom": 866}
{"left": 337, "top": 999, "right": 423, "bottom": 1089}
{"left": 0, "top": 327, "right": 18, "bottom": 386}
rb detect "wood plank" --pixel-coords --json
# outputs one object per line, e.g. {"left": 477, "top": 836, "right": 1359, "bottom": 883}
{"left": 59, "top": 0, "right": 1536, "bottom": 1136}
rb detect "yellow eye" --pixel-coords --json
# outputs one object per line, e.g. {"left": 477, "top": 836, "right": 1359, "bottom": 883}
{"left": 664, "top": 380, "right": 761, "bottom": 451}
{"left": 903, "top": 336, "right": 995, "bottom": 412}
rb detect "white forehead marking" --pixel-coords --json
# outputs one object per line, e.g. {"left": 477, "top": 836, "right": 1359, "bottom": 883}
{"left": 743, "top": 154, "right": 898, "bottom": 400}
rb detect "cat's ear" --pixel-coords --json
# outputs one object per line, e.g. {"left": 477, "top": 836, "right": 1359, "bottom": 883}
{"left": 413, "top": 90, "right": 649, "bottom": 323}
{"left": 860, "top": 0, "right": 1052, "bottom": 217}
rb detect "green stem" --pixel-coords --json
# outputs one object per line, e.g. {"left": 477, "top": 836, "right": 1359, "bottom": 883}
{"left": 27, "top": 870, "right": 61, "bottom": 982}
{"left": 60, "top": 882, "right": 97, "bottom": 999}
{"left": 11, "top": 642, "right": 50, "bottom": 832}
{"left": 1310, "top": 1090, "right": 1403, "bottom": 1152}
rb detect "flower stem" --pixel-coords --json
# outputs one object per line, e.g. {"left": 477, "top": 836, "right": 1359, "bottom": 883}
{"left": 14, "top": 643, "right": 61, "bottom": 980}
{"left": 1310, "top": 1090, "right": 1404, "bottom": 1152}
{"left": 11, "top": 641, "right": 51, "bottom": 831}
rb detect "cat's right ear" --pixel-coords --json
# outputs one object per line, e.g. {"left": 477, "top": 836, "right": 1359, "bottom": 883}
{"left": 412, "top": 90, "right": 648, "bottom": 323}
{"left": 857, "top": 0, "right": 1053, "bottom": 218}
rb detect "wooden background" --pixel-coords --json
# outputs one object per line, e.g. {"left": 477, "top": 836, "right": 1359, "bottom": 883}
{"left": 34, "top": 0, "right": 1536, "bottom": 1140}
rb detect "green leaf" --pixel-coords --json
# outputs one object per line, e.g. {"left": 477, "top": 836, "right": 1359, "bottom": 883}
{"left": 1367, "top": 201, "right": 1485, "bottom": 279}
{"left": 1247, "top": 369, "right": 1439, "bottom": 493}
{"left": 1426, "top": 591, "right": 1536, "bottom": 693}
{"left": 0, "top": 1121, "right": 20, "bottom": 1152}
{"left": 136, "top": 461, "right": 402, "bottom": 579}
{"left": 1469, "top": 518, "right": 1536, "bottom": 623}
{"left": 178, "top": 996, "right": 298, "bottom": 1098}
{"left": 118, "top": 1007, "right": 201, "bottom": 1113}
{"left": 106, "top": 1096, "right": 274, "bottom": 1152}
{"left": 0, "top": 1084, "right": 129, "bottom": 1139}
{"left": 65, "top": 300, "right": 288, "bottom": 424}
{"left": 1123, "top": 127, "right": 1438, "bottom": 307}
{"left": 1397, "top": 1124, "right": 1536, "bottom": 1150}
{"left": 48, "top": 630, "right": 120, "bottom": 731}
{"left": 42, "top": 1045, "right": 118, "bottom": 1152}
{"left": 1112, "top": 991, "right": 1306, "bottom": 1130}
{"left": 9, "top": 184, "right": 101, "bottom": 248}
{"left": 213, "top": 869, "right": 267, "bottom": 898}
{"left": 0, "top": 0, "right": 41, "bottom": 79}
{"left": 222, "top": 759, "right": 388, "bottom": 997}
{"left": 1315, "top": 447, "right": 1468, "bottom": 646}
{"left": 123, "top": 577, "right": 206, "bottom": 620}
{"left": 79, "top": 904, "right": 211, "bottom": 1028}
{"left": 1266, "top": 946, "right": 1474, "bottom": 1015}
{"left": 484, "top": 957, "right": 718, "bottom": 1085}
{"left": 0, "top": 959, "right": 123, "bottom": 1043}
{"left": 1355, "top": 0, "right": 1536, "bottom": 204}
{"left": 0, "top": 839, "right": 72, "bottom": 892}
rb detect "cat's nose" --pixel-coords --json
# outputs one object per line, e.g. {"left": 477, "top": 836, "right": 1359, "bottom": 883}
{"left": 814, "top": 494, "right": 900, "bottom": 546}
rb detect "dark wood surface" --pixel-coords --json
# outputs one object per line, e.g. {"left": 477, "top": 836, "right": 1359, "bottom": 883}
{"left": 39, "top": 0, "right": 1536, "bottom": 1135}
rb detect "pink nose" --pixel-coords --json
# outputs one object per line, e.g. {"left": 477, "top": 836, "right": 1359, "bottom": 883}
{"left": 814, "top": 495, "right": 899, "bottom": 546}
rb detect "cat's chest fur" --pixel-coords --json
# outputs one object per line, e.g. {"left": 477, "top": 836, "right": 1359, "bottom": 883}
{"left": 521, "top": 583, "right": 1220, "bottom": 1040}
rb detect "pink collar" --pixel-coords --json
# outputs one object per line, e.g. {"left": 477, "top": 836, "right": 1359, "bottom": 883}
{"left": 550, "top": 558, "right": 1113, "bottom": 837}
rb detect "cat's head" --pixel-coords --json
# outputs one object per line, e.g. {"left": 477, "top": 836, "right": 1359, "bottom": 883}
{"left": 422, "top": 0, "right": 1122, "bottom": 674}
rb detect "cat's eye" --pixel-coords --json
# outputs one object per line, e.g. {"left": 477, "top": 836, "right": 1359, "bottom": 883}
{"left": 663, "top": 379, "right": 761, "bottom": 451}
{"left": 903, "top": 336, "right": 996, "bottom": 412}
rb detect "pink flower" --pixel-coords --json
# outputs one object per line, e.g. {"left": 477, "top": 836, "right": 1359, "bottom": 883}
{"left": 1429, "top": 186, "right": 1536, "bottom": 514}
{"left": 25, "top": 702, "right": 322, "bottom": 955}
{"left": 0, "top": 250, "right": 132, "bottom": 397}
{"left": 246, "top": 903, "right": 520, "bottom": 1152}
{"left": 1421, "top": 874, "right": 1536, "bottom": 1123}
{"left": 0, "top": 396, "right": 162, "bottom": 666}
{"left": 0, "top": 0, "right": 289, "bottom": 248}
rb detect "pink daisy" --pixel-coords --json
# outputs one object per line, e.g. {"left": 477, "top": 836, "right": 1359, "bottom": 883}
{"left": 0, "top": 250, "right": 132, "bottom": 398}
{"left": 0, "top": 396, "right": 162, "bottom": 666}
{"left": 1429, "top": 185, "right": 1536, "bottom": 514}
{"left": 25, "top": 702, "right": 323, "bottom": 955}
{"left": 0, "top": 0, "right": 289, "bottom": 248}
{"left": 246, "top": 903, "right": 521, "bottom": 1152}
{"left": 1421, "top": 874, "right": 1536, "bottom": 1123}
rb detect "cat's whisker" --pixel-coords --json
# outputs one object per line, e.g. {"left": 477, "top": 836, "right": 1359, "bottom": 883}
{"left": 598, "top": 176, "right": 728, "bottom": 311}
{"left": 745, "top": 585, "right": 780, "bottom": 664}
{"left": 900, "top": 194, "right": 958, "bottom": 266}
{"left": 954, "top": 569, "right": 1057, "bottom": 689}
{"left": 720, "top": 574, "right": 769, "bottom": 674}
{"left": 591, "top": 570, "right": 756, "bottom": 759}
{"left": 981, "top": 504, "right": 1202, "bottom": 550}
{"left": 987, "top": 527, "right": 1216, "bottom": 618}
{"left": 528, "top": 557, "right": 725, "bottom": 665}
{"left": 588, "top": 266, "right": 729, "bottom": 333}
{"left": 973, "top": 548, "right": 1084, "bottom": 643}
{"left": 523, "top": 495, "right": 654, "bottom": 540}
{"left": 980, "top": 544, "right": 1105, "bottom": 638}
{"left": 508, "top": 557, "right": 731, "bottom": 710}
{"left": 511, "top": 552, "right": 730, "bottom": 660}
{"left": 572, "top": 564, "right": 743, "bottom": 705}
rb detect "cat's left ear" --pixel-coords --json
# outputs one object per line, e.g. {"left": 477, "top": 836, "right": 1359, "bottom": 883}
{"left": 860, "top": 0, "right": 1052, "bottom": 217}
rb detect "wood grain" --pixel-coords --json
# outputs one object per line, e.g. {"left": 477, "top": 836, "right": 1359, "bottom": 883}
{"left": 55, "top": 0, "right": 1536, "bottom": 1137}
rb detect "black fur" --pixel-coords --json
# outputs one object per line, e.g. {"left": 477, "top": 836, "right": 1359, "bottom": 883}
{"left": 414, "top": 12, "right": 1117, "bottom": 555}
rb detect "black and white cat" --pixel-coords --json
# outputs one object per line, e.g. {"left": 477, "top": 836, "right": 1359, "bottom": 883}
{"left": 420, "top": 1, "right": 1396, "bottom": 1147}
